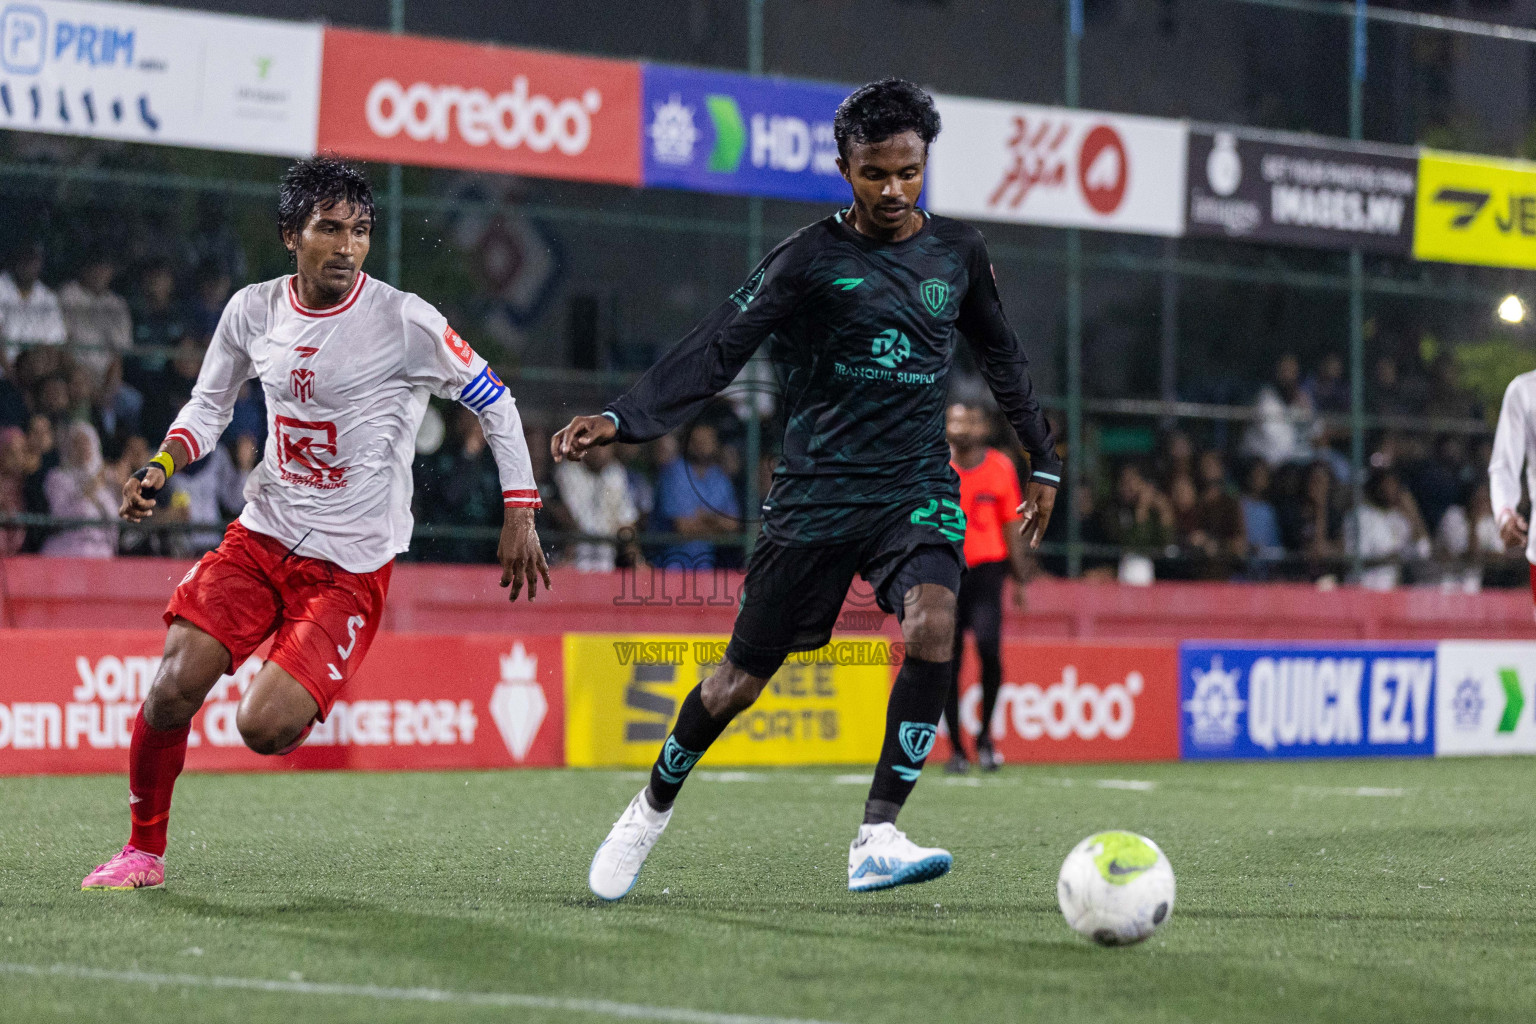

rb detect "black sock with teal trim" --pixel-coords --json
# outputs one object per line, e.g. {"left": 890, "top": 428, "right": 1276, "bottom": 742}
{"left": 864, "top": 655, "right": 951, "bottom": 824}
{"left": 645, "top": 686, "right": 731, "bottom": 811}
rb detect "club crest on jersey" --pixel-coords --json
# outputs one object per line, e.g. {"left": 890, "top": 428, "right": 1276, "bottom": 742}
{"left": 290, "top": 368, "right": 315, "bottom": 403}
{"left": 898, "top": 721, "right": 937, "bottom": 763}
{"left": 920, "top": 279, "right": 951, "bottom": 317}
{"left": 444, "top": 324, "right": 474, "bottom": 367}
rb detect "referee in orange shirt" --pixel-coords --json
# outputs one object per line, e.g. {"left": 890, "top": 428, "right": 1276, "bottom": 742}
{"left": 943, "top": 402, "right": 1032, "bottom": 772}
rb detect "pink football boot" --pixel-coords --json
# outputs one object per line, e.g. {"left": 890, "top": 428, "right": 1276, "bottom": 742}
{"left": 81, "top": 845, "right": 165, "bottom": 890}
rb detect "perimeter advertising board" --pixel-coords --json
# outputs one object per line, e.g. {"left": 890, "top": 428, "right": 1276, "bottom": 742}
{"left": 1435, "top": 641, "right": 1536, "bottom": 756}
{"left": 316, "top": 27, "right": 642, "bottom": 185}
{"left": 0, "top": 631, "right": 564, "bottom": 774}
{"left": 1180, "top": 643, "right": 1436, "bottom": 760}
{"left": 1185, "top": 129, "right": 1415, "bottom": 253}
{"left": 563, "top": 634, "right": 890, "bottom": 767}
{"left": 1414, "top": 150, "right": 1536, "bottom": 270}
{"left": 642, "top": 64, "right": 850, "bottom": 203}
{"left": 927, "top": 95, "right": 1186, "bottom": 236}
{"left": 937, "top": 641, "right": 1179, "bottom": 764}
{"left": 0, "top": 0, "right": 320, "bottom": 154}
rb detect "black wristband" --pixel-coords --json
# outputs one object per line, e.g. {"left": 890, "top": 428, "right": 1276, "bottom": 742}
{"left": 132, "top": 465, "right": 162, "bottom": 501}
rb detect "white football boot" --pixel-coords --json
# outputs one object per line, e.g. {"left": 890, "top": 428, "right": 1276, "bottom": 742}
{"left": 847, "top": 822, "right": 953, "bottom": 892}
{"left": 588, "top": 789, "right": 672, "bottom": 900}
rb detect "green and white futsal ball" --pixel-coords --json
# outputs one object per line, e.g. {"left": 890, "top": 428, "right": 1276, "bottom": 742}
{"left": 1056, "top": 831, "right": 1175, "bottom": 946}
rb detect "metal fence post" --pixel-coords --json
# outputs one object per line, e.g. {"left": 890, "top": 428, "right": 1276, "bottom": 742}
{"left": 1348, "top": 0, "right": 1367, "bottom": 580}
{"left": 1064, "top": 0, "right": 1084, "bottom": 578}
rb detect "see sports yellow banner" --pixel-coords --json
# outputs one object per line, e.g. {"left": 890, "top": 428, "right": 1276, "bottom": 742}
{"left": 1414, "top": 150, "right": 1536, "bottom": 270}
{"left": 563, "top": 634, "right": 891, "bottom": 768}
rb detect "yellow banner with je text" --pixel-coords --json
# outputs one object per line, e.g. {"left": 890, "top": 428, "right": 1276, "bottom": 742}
{"left": 1414, "top": 150, "right": 1536, "bottom": 270}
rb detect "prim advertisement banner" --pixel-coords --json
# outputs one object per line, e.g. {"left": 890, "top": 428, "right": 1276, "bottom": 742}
{"left": 927, "top": 95, "right": 1187, "bottom": 236}
{"left": 1185, "top": 129, "right": 1415, "bottom": 254}
{"left": 316, "top": 27, "right": 642, "bottom": 185}
{"left": 0, "top": 630, "right": 564, "bottom": 774}
{"left": 0, "top": 0, "right": 321, "bottom": 154}
{"left": 642, "top": 64, "right": 851, "bottom": 203}
{"left": 1180, "top": 643, "right": 1436, "bottom": 760}
{"left": 563, "top": 633, "right": 890, "bottom": 768}
{"left": 1435, "top": 641, "right": 1536, "bottom": 756}
{"left": 1414, "top": 150, "right": 1536, "bottom": 270}
{"left": 934, "top": 642, "right": 1180, "bottom": 764}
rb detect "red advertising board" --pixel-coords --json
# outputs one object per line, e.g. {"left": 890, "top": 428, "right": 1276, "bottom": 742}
{"left": 935, "top": 641, "right": 1179, "bottom": 763}
{"left": 0, "top": 631, "right": 563, "bottom": 775}
{"left": 316, "top": 27, "right": 642, "bottom": 185}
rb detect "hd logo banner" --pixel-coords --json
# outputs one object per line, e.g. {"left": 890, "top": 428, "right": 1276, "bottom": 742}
{"left": 1414, "top": 150, "right": 1536, "bottom": 270}
{"left": 563, "top": 633, "right": 889, "bottom": 767}
{"left": 641, "top": 64, "right": 851, "bottom": 203}
{"left": 1435, "top": 642, "right": 1536, "bottom": 756}
{"left": 1180, "top": 643, "right": 1435, "bottom": 760}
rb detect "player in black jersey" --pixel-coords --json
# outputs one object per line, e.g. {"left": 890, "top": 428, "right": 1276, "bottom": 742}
{"left": 554, "top": 79, "right": 1061, "bottom": 898}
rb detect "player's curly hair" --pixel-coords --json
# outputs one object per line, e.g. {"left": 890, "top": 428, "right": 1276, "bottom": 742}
{"left": 277, "top": 154, "right": 375, "bottom": 254}
{"left": 833, "top": 78, "right": 941, "bottom": 159}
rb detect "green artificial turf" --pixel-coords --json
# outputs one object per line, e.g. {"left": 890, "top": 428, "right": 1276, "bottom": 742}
{"left": 0, "top": 760, "right": 1532, "bottom": 1023}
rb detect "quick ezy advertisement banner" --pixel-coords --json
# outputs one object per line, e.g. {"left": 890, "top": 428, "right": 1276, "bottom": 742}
{"left": 0, "top": 0, "right": 321, "bottom": 154}
{"left": 1180, "top": 643, "right": 1436, "bottom": 760}
{"left": 927, "top": 95, "right": 1187, "bottom": 236}
{"left": 0, "top": 630, "right": 564, "bottom": 774}
{"left": 641, "top": 64, "right": 851, "bottom": 203}
{"left": 316, "top": 27, "right": 642, "bottom": 185}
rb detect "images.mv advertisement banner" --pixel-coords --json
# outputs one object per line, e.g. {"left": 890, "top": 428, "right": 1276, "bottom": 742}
{"left": 642, "top": 64, "right": 852, "bottom": 203}
{"left": 0, "top": 0, "right": 321, "bottom": 154}
{"left": 0, "top": 630, "right": 564, "bottom": 774}
{"left": 927, "top": 95, "right": 1187, "bottom": 236}
{"left": 1185, "top": 128, "right": 1416, "bottom": 254}
{"left": 1180, "top": 643, "right": 1436, "bottom": 760}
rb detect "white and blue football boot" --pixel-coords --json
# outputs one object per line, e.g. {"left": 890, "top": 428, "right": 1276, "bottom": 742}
{"left": 847, "top": 822, "right": 952, "bottom": 892}
{"left": 588, "top": 789, "right": 672, "bottom": 901}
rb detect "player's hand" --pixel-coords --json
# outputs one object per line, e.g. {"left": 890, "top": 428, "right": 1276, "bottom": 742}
{"left": 120, "top": 467, "right": 164, "bottom": 523}
{"left": 1499, "top": 510, "right": 1529, "bottom": 552}
{"left": 499, "top": 507, "right": 552, "bottom": 601}
{"left": 551, "top": 414, "right": 617, "bottom": 463}
{"left": 1017, "top": 480, "right": 1056, "bottom": 550}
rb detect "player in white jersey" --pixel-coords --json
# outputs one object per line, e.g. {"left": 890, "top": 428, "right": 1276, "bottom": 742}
{"left": 1490, "top": 369, "right": 1536, "bottom": 602}
{"left": 82, "top": 157, "right": 549, "bottom": 891}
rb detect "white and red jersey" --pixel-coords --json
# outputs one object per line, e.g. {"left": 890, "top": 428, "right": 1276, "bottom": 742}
{"left": 165, "top": 272, "right": 540, "bottom": 573}
{"left": 1490, "top": 369, "right": 1536, "bottom": 566}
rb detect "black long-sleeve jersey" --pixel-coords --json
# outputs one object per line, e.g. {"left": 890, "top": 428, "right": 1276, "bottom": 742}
{"left": 606, "top": 209, "right": 1063, "bottom": 546}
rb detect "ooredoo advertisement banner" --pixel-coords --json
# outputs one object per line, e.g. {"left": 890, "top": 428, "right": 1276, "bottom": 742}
{"left": 927, "top": 95, "right": 1187, "bottom": 236}
{"left": 641, "top": 64, "right": 850, "bottom": 203}
{"left": 1435, "top": 641, "right": 1536, "bottom": 756}
{"left": 937, "top": 642, "right": 1180, "bottom": 764}
{"left": 316, "top": 27, "right": 642, "bottom": 185}
{"left": 1180, "top": 643, "right": 1436, "bottom": 760}
{"left": 0, "top": 630, "right": 564, "bottom": 774}
{"left": 563, "top": 634, "right": 890, "bottom": 768}
{"left": 0, "top": 0, "right": 321, "bottom": 155}
{"left": 1185, "top": 129, "right": 1415, "bottom": 253}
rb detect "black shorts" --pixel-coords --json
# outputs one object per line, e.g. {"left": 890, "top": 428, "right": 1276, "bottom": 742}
{"left": 724, "top": 504, "right": 965, "bottom": 679}
{"left": 956, "top": 559, "right": 1008, "bottom": 647}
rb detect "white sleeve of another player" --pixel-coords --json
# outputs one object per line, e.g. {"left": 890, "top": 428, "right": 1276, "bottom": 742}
{"left": 401, "top": 294, "right": 541, "bottom": 510}
{"left": 164, "top": 289, "right": 256, "bottom": 464}
{"left": 1489, "top": 376, "right": 1528, "bottom": 523}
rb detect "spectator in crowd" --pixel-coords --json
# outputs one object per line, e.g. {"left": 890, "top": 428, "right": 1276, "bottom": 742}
{"left": 655, "top": 422, "right": 740, "bottom": 570}
{"left": 1406, "top": 434, "right": 1469, "bottom": 539}
{"left": 555, "top": 440, "right": 640, "bottom": 571}
{"left": 615, "top": 442, "right": 658, "bottom": 533}
{"left": 187, "top": 260, "right": 233, "bottom": 340}
{"left": 1345, "top": 468, "right": 1430, "bottom": 590}
{"left": 89, "top": 358, "right": 145, "bottom": 457}
{"left": 40, "top": 421, "right": 120, "bottom": 558}
{"left": 1367, "top": 355, "right": 1412, "bottom": 419}
{"left": 413, "top": 406, "right": 505, "bottom": 563}
{"left": 1182, "top": 450, "right": 1247, "bottom": 579}
{"left": 60, "top": 251, "right": 132, "bottom": 383}
{"left": 1239, "top": 460, "right": 1283, "bottom": 563}
{"left": 1242, "top": 353, "right": 1318, "bottom": 467}
{"left": 126, "top": 259, "right": 186, "bottom": 392}
{"left": 1280, "top": 461, "right": 1344, "bottom": 578}
{"left": 0, "top": 425, "right": 29, "bottom": 555}
{"left": 162, "top": 432, "right": 251, "bottom": 556}
{"left": 1303, "top": 352, "right": 1349, "bottom": 416}
{"left": 1097, "top": 462, "right": 1173, "bottom": 553}
{"left": 1436, "top": 480, "right": 1506, "bottom": 590}
{"left": 1156, "top": 429, "right": 1195, "bottom": 489}
{"left": 1423, "top": 352, "right": 1480, "bottom": 422}
{"left": 141, "top": 336, "right": 206, "bottom": 443}
{"left": 0, "top": 241, "right": 66, "bottom": 371}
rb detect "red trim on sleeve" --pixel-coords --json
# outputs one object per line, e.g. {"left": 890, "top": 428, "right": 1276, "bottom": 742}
{"left": 503, "top": 489, "right": 542, "bottom": 509}
{"left": 286, "top": 272, "right": 367, "bottom": 318}
{"left": 165, "top": 429, "right": 201, "bottom": 462}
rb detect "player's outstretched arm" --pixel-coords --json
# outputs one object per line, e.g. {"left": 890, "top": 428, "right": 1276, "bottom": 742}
{"left": 119, "top": 440, "right": 190, "bottom": 523}
{"left": 551, "top": 413, "right": 618, "bottom": 463}
{"left": 498, "top": 507, "right": 552, "bottom": 601}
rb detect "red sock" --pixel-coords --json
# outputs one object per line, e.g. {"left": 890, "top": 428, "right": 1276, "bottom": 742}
{"left": 128, "top": 708, "right": 189, "bottom": 858}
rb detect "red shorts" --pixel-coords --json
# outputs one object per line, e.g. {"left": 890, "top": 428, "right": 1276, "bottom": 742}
{"left": 165, "top": 520, "right": 392, "bottom": 719}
